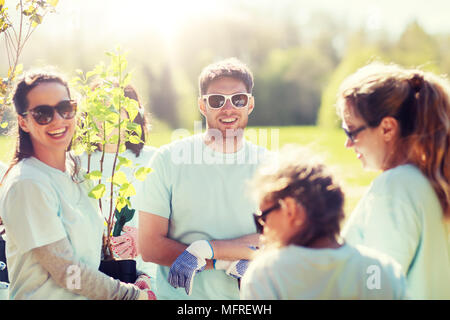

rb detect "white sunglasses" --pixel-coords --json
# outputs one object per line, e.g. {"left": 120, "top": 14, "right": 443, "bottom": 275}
{"left": 202, "top": 93, "right": 252, "bottom": 109}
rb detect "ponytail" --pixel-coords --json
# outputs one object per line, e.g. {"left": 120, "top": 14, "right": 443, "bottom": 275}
{"left": 338, "top": 62, "right": 450, "bottom": 218}
{"left": 407, "top": 72, "right": 450, "bottom": 218}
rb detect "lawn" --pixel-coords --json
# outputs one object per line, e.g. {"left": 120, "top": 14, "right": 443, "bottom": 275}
{"left": 0, "top": 125, "right": 379, "bottom": 220}
{"left": 131, "top": 124, "right": 379, "bottom": 219}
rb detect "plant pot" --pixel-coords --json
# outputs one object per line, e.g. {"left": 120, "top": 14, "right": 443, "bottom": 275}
{"left": 0, "top": 239, "right": 8, "bottom": 283}
{"left": 99, "top": 259, "right": 137, "bottom": 283}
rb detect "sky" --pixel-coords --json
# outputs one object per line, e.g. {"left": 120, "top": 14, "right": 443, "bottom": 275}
{"left": 13, "top": 0, "right": 450, "bottom": 40}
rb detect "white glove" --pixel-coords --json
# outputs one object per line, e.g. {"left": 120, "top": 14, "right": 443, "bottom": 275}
{"left": 168, "top": 240, "right": 214, "bottom": 295}
{"left": 214, "top": 259, "right": 250, "bottom": 280}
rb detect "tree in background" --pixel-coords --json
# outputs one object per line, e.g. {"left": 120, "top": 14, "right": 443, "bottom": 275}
{"left": 251, "top": 46, "right": 334, "bottom": 126}
{"left": 317, "top": 21, "right": 442, "bottom": 129}
{"left": 143, "top": 63, "right": 179, "bottom": 129}
{"left": 0, "top": 0, "right": 58, "bottom": 126}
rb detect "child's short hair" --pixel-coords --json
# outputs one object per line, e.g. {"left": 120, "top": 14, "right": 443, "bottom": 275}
{"left": 250, "top": 145, "right": 345, "bottom": 246}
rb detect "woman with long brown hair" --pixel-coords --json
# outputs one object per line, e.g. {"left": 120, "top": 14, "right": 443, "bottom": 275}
{"left": 0, "top": 71, "right": 155, "bottom": 299}
{"left": 337, "top": 62, "right": 450, "bottom": 299}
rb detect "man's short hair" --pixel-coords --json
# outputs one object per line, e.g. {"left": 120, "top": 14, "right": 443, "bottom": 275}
{"left": 198, "top": 58, "right": 254, "bottom": 96}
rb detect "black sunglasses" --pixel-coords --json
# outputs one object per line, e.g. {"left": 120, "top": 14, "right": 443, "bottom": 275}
{"left": 253, "top": 202, "right": 281, "bottom": 234}
{"left": 21, "top": 100, "right": 77, "bottom": 125}
{"left": 343, "top": 125, "right": 367, "bottom": 143}
{"left": 202, "top": 93, "right": 252, "bottom": 109}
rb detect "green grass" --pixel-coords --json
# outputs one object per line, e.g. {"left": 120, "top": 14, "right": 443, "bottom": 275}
{"left": 0, "top": 125, "right": 379, "bottom": 219}
{"left": 144, "top": 125, "right": 379, "bottom": 219}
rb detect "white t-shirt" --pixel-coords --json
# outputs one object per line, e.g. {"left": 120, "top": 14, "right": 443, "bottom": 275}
{"left": 342, "top": 164, "right": 450, "bottom": 299}
{"left": 0, "top": 156, "right": 104, "bottom": 299}
{"left": 135, "top": 134, "right": 269, "bottom": 300}
{"left": 240, "top": 244, "right": 407, "bottom": 300}
{"left": 0, "top": 161, "right": 6, "bottom": 181}
{"left": 79, "top": 146, "right": 157, "bottom": 277}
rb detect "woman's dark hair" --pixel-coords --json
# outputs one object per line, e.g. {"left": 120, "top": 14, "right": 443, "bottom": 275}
{"left": 2, "top": 71, "right": 81, "bottom": 183}
{"left": 250, "top": 146, "right": 345, "bottom": 247}
{"left": 123, "top": 85, "right": 148, "bottom": 157}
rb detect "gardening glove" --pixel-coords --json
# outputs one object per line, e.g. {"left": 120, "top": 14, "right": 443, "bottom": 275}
{"left": 112, "top": 201, "right": 135, "bottom": 237}
{"left": 135, "top": 273, "right": 157, "bottom": 300}
{"left": 110, "top": 226, "right": 138, "bottom": 259}
{"left": 168, "top": 240, "right": 214, "bottom": 295}
{"left": 214, "top": 259, "right": 250, "bottom": 279}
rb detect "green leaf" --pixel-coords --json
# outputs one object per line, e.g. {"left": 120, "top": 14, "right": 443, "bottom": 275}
{"left": 88, "top": 183, "right": 106, "bottom": 199}
{"left": 128, "top": 135, "right": 141, "bottom": 144}
{"left": 117, "top": 156, "right": 133, "bottom": 169}
{"left": 85, "top": 170, "right": 102, "bottom": 180}
{"left": 115, "top": 196, "right": 128, "bottom": 213}
{"left": 31, "top": 14, "right": 43, "bottom": 27}
{"left": 134, "top": 167, "right": 152, "bottom": 181}
{"left": 48, "top": 0, "right": 59, "bottom": 7}
{"left": 107, "top": 171, "right": 128, "bottom": 185}
{"left": 119, "top": 183, "right": 136, "bottom": 198}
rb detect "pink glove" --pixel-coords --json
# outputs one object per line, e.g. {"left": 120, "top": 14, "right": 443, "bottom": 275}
{"left": 135, "top": 274, "right": 157, "bottom": 300}
{"left": 110, "top": 226, "right": 138, "bottom": 259}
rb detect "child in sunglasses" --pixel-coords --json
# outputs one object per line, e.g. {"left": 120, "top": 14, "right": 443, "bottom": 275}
{"left": 240, "top": 146, "right": 407, "bottom": 299}
{"left": 0, "top": 71, "right": 154, "bottom": 300}
{"left": 337, "top": 63, "right": 450, "bottom": 299}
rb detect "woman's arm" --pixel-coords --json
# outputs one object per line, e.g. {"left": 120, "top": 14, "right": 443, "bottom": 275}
{"left": 32, "top": 237, "right": 146, "bottom": 300}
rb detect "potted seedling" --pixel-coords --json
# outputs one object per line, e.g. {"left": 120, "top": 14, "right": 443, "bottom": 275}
{"left": 71, "top": 48, "right": 151, "bottom": 283}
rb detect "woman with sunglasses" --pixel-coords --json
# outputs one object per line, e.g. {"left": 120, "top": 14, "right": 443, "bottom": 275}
{"left": 337, "top": 63, "right": 450, "bottom": 299}
{"left": 240, "top": 146, "right": 406, "bottom": 299}
{"left": 0, "top": 71, "right": 154, "bottom": 299}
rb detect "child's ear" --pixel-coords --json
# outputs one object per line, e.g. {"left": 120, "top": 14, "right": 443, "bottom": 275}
{"left": 284, "top": 197, "right": 306, "bottom": 227}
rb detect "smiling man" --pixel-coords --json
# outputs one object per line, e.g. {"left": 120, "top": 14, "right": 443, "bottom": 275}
{"left": 135, "top": 58, "right": 268, "bottom": 299}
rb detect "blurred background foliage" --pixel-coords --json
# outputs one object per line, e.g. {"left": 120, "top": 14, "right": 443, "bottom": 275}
{"left": 1, "top": 0, "right": 450, "bottom": 132}
{"left": 1, "top": 0, "right": 449, "bottom": 215}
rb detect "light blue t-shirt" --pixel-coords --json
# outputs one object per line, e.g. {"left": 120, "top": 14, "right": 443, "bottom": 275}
{"left": 342, "top": 164, "right": 450, "bottom": 299}
{"left": 0, "top": 156, "right": 104, "bottom": 299}
{"left": 135, "top": 134, "right": 268, "bottom": 300}
{"left": 79, "top": 146, "right": 158, "bottom": 279}
{"left": 241, "top": 244, "right": 407, "bottom": 300}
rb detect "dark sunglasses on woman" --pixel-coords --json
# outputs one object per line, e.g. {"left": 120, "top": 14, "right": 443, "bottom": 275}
{"left": 20, "top": 100, "right": 77, "bottom": 125}
{"left": 202, "top": 93, "right": 252, "bottom": 109}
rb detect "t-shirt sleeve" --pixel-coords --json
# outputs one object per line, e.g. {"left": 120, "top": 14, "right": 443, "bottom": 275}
{"left": 2, "top": 179, "right": 67, "bottom": 254}
{"left": 343, "top": 189, "right": 421, "bottom": 275}
{"left": 240, "top": 259, "right": 279, "bottom": 300}
{"left": 134, "top": 149, "right": 171, "bottom": 219}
